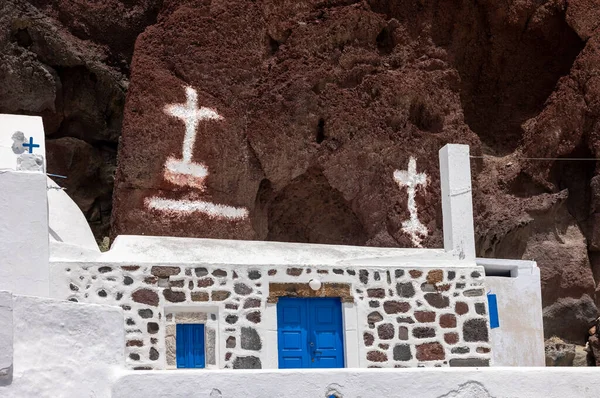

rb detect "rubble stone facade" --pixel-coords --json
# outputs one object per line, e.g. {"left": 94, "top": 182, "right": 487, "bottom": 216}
{"left": 59, "top": 263, "right": 491, "bottom": 369}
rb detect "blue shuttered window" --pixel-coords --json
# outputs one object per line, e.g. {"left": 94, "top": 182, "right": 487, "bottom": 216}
{"left": 176, "top": 324, "right": 205, "bottom": 368}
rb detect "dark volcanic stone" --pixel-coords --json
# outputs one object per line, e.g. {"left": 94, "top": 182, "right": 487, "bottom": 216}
{"left": 147, "top": 322, "right": 159, "bottom": 334}
{"left": 416, "top": 342, "right": 445, "bottom": 361}
{"left": 367, "top": 351, "right": 388, "bottom": 362}
{"left": 246, "top": 311, "right": 261, "bottom": 323}
{"left": 225, "top": 315, "right": 239, "bottom": 324}
{"left": 383, "top": 301, "right": 411, "bottom": 314}
{"left": 475, "top": 303, "right": 487, "bottom": 315}
{"left": 244, "top": 298, "right": 261, "bottom": 308}
{"left": 396, "top": 283, "right": 415, "bottom": 298}
{"left": 248, "top": 270, "right": 261, "bottom": 280}
{"left": 451, "top": 347, "right": 470, "bottom": 354}
{"left": 226, "top": 336, "right": 236, "bottom": 348}
{"left": 463, "top": 319, "right": 489, "bottom": 342}
{"left": 212, "top": 291, "right": 231, "bottom": 301}
{"left": 138, "top": 309, "right": 153, "bottom": 318}
{"left": 132, "top": 289, "right": 159, "bottom": 306}
{"left": 163, "top": 289, "right": 186, "bottom": 303}
{"left": 424, "top": 293, "right": 449, "bottom": 308}
{"left": 149, "top": 347, "right": 159, "bottom": 360}
{"left": 194, "top": 267, "right": 208, "bottom": 277}
{"left": 234, "top": 283, "right": 253, "bottom": 295}
{"left": 359, "top": 270, "right": 369, "bottom": 284}
{"left": 363, "top": 332, "right": 374, "bottom": 346}
{"left": 393, "top": 344, "right": 412, "bottom": 361}
{"left": 414, "top": 311, "right": 436, "bottom": 323}
{"left": 455, "top": 302, "right": 469, "bottom": 315}
{"left": 377, "top": 323, "right": 394, "bottom": 340}
{"left": 241, "top": 327, "right": 262, "bottom": 351}
{"left": 368, "top": 311, "right": 383, "bottom": 324}
{"left": 233, "top": 356, "right": 261, "bottom": 369}
{"left": 449, "top": 358, "right": 490, "bottom": 367}
{"left": 151, "top": 266, "right": 180, "bottom": 277}
{"left": 412, "top": 327, "right": 436, "bottom": 338}
{"left": 439, "top": 314, "right": 457, "bottom": 328}
{"left": 367, "top": 288, "right": 386, "bottom": 298}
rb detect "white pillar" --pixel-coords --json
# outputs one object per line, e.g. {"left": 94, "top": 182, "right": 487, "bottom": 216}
{"left": 0, "top": 291, "right": 12, "bottom": 381}
{"left": 439, "top": 144, "right": 476, "bottom": 260}
{"left": 0, "top": 115, "right": 49, "bottom": 296}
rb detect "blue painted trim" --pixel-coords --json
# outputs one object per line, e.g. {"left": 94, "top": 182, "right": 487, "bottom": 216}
{"left": 487, "top": 293, "right": 500, "bottom": 329}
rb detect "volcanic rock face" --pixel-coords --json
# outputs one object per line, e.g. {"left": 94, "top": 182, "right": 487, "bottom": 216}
{"left": 0, "top": 0, "right": 160, "bottom": 238}
{"left": 2, "top": 0, "right": 600, "bottom": 344}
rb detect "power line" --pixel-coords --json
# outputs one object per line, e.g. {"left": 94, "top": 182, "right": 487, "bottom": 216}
{"left": 470, "top": 156, "right": 600, "bottom": 161}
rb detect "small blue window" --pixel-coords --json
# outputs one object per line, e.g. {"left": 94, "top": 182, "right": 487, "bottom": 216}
{"left": 176, "top": 324, "right": 205, "bottom": 368}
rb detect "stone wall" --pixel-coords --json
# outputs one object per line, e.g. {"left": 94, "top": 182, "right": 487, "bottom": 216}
{"left": 59, "top": 262, "right": 491, "bottom": 369}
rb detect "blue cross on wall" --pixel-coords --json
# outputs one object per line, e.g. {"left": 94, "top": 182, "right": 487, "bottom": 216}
{"left": 22, "top": 137, "right": 40, "bottom": 154}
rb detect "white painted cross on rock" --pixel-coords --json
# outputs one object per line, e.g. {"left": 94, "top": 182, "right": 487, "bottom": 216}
{"left": 394, "top": 157, "right": 428, "bottom": 247}
{"left": 145, "top": 86, "right": 248, "bottom": 220}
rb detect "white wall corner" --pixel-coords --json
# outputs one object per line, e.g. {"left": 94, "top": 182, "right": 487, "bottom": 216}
{"left": 439, "top": 144, "right": 476, "bottom": 260}
{"left": 0, "top": 291, "right": 13, "bottom": 382}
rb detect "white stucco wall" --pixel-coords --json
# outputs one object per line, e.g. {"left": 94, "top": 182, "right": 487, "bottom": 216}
{"left": 0, "top": 291, "right": 13, "bottom": 380}
{"left": 112, "top": 367, "right": 600, "bottom": 398}
{"left": 0, "top": 293, "right": 125, "bottom": 398}
{"left": 0, "top": 171, "right": 49, "bottom": 297}
{"left": 478, "top": 258, "right": 545, "bottom": 366}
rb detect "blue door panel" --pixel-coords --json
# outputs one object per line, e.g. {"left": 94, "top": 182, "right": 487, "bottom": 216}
{"left": 176, "top": 324, "right": 205, "bottom": 368}
{"left": 277, "top": 297, "right": 344, "bottom": 369}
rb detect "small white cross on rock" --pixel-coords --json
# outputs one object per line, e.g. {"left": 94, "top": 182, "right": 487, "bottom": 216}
{"left": 394, "top": 157, "right": 428, "bottom": 247}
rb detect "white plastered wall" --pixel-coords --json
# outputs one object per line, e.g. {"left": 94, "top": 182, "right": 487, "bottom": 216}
{"left": 478, "top": 258, "right": 545, "bottom": 366}
{"left": 112, "top": 367, "right": 600, "bottom": 398}
{"left": 0, "top": 292, "right": 125, "bottom": 397}
{"left": 0, "top": 171, "right": 49, "bottom": 297}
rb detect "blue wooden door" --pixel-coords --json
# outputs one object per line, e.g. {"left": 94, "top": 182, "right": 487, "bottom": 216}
{"left": 277, "top": 297, "right": 344, "bottom": 368}
{"left": 176, "top": 324, "right": 205, "bottom": 368}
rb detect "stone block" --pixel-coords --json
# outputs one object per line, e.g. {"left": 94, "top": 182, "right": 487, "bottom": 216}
{"left": 233, "top": 356, "right": 261, "bottom": 369}
{"left": 463, "top": 319, "right": 489, "bottom": 342}
{"left": 393, "top": 344, "right": 412, "bottom": 361}
{"left": 191, "top": 292, "right": 209, "bottom": 301}
{"left": 241, "top": 327, "right": 261, "bottom": 351}
{"left": 415, "top": 311, "right": 436, "bottom": 322}
{"left": 426, "top": 269, "right": 444, "bottom": 284}
{"left": 367, "top": 351, "right": 388, "bottom": 362}
{"left": 163, "top": 289, "right": 186, "bottom": 303}
{"left": 413, "top": 327, "right": 436, "bottom": 338}
{"left": 396, "top": 282, "right": 415, "bottom": 298}
{"left": 364, "top": 332, "right": 374, "bottom": 346}
{"left": 377, "top": 323, "right": 394, "bottom": 340}
{"left": 211, "top": 291, "right": 231, "bottom": 301}
{"left": 455, "top": 302, "right": 469, "bottom": 315}
{"left": 383, "top": 301, "right": 410, "bottom": 314}
{"left": 416, "top": 342, "right": 445, "bottom": 361}
{"left": 439, "top": 314, "right": 457, "bottom": 328}
{"left": 151, "top": 266, "right": 181, "bottom": 277}
{"left": 424, "top": 293, "right": 449, "bottom": 308}
{"left": 449, "top": 358, "right": 490, "bottom": 367}
{"left": 234, "top": 283, "right": 252, "bottom": 295}
{"left": 367, "top": 288, "right": 386, "bottom": 298}
{"left": 444, "top": 332, "right": 458, "bottom": 345}
{"left": 132, "top": 289, "right": 159, "bottom": 306}
{"left": 398, "top": 326, "right": 409, "bottom": 340}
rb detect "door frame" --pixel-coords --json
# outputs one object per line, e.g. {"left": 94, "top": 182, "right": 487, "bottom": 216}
{"left": 263, "top": 291, "right": 359, "bottom": 369}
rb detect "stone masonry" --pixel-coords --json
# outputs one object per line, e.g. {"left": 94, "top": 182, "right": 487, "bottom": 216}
{"left": 60, "top": 263, "right": 491, "bottom": 369}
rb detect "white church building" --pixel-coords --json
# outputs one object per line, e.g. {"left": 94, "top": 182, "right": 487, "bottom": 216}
{"left": 1, "top": 113, "right": 597, "bottom": 397}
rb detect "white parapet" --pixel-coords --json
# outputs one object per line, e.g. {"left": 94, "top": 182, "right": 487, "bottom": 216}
{"left": 0, "top": 293, "right": 125, "bottom": 397}
{"left": 0, "top": 114, "right": 50, "bottom": 297}
{"left": 478, "top": 258, "right": 545, "bottom": 366}
{"left": 0, "top": 291, "right": 12, "bottom": 381}
{"left": 112, "top": 367, "right": 600, "bottom": 398}
{"left": 439, "top": 144, "right": 476, "bottom": 260}
{"left": 0, "top": 171, "right": 49, "bottom": 296}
